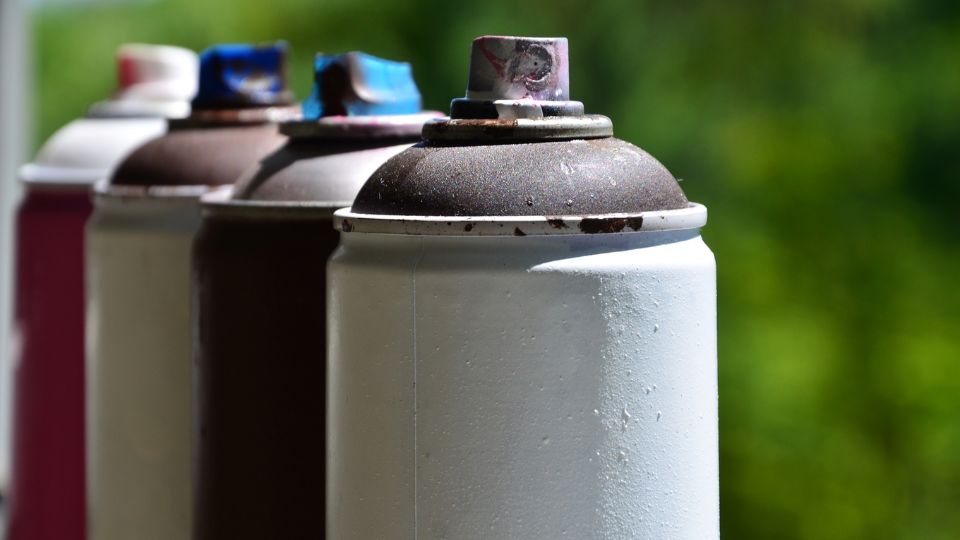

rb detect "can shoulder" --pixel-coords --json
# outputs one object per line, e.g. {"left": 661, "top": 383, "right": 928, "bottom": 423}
{"left": 108, "top": 123, "right": 286, "bottom": 189}
{"left": 351, "top": 137, "right": 688, "bottom": 217}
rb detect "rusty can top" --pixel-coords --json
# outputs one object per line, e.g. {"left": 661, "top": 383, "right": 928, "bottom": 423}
{"left": 336, "top": 35, "right": 704, "bottom": 236}
{"left": 100, "top": 43, "right": 299, "bottom": 197}
{"left": 201, "top": 51, "right": 441, "bottom": 218}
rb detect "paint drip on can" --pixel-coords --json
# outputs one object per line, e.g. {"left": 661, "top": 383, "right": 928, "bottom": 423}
{"left": 85, "top": 42, "right": 297, "bottom": 540}
{"left": 7, "top": 43, "right": 196, "bottom": 540}
{"left": 328, "top": 36, "right": 718, "bottom": 538}
{"left": 192, "top": 51, "right": 438, "bottom": 540}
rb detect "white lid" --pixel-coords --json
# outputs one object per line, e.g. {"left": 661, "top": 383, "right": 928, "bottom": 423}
{"left": 88, "top": 44, "right": 198, "bottom": 119}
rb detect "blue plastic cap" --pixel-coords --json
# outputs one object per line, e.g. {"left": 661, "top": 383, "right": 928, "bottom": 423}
{"left": 302, "top": 52, "right": 422, "bottom": 119}
{"left": 192, "top": 42, "right": 293, "bottom": 109}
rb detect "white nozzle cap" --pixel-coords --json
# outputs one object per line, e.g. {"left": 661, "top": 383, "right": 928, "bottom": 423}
{"left": 88, "top": 43, "right": 198, "bottom": 118}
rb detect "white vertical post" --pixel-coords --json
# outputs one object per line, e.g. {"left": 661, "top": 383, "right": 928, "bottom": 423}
{"left": 0, "top": 0, "right": 31, "bottom": 497}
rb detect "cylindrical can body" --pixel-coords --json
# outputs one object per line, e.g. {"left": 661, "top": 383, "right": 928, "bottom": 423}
{"left": 86, "top": 194, "right": 200, "bottom": 540}
{"left": 192, "top": 128, "right": 423, "bottom": 538}
{"left": 190, "top": 45, "right": 431, "bottom": 535}
{"left": 328, "top": 230, "right": 717, "bottom": 538}
{"left": 7, "top": 186, "right": 91, "bottom": 540}
{"left": 83, "top": 42, "right": 291, "bottom": 540}
{"left": 193, "top": 214, "right": 337, "bottom": 538}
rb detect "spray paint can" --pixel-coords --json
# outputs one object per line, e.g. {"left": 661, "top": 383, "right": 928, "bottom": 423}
{"left": 193, "top": 51, "right": 438, "bottom": 540}
{"left": 7, "top": 44, "right": 196, "bottom": 540}
{"left": 328, "top": 36, "right": 717, "bottom": 538}
{"left": 85, "top": 43, "right": 297, "bottom": 540}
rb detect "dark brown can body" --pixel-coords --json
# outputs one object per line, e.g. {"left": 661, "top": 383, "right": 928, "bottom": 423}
{"left": 193, "top": 129, "right": 427, "bottom": 539}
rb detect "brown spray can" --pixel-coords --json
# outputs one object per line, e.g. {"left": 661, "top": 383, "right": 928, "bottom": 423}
{"left": 192, "top": 52, "right": 437, "bottom": 539}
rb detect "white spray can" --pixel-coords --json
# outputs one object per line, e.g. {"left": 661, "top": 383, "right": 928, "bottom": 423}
{"left": 328, "top": 36, "right": 717, "bottom": 539}
{"left": 85, "top": 43, "right": 297, "bottom": 540}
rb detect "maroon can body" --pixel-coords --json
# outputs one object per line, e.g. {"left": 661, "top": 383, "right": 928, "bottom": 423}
{"left": 192, "top": 212, "right": 337, "bottom": 538}
{"left": 7, "top": 186, "right": 91, "bottom": 540}
{"left": 6, "top": 115, "right": 170, "bottom": 540}
{"left": 192, "top": 51, "right": 434, "bottom": 539}
{"left": 193, "top": 135, "right": 425, "bottom": 539}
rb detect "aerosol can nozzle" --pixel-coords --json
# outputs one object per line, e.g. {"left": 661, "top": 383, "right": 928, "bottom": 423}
{"left": 87, "top": 43, "right": 198, "bottom": 118}
{"left": 303, "top": 52, "right": 422, "bottom": 120}
{"left": 193, "top": 42, "right": 295, "bottom": 109}
{"left": 114, "top": 44, "right": 198, "bottom": 103}
{"left": 451, "top": 36, "right": 582, "bottom": 119}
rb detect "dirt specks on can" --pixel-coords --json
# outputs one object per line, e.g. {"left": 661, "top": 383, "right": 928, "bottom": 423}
{"left": 546, "top": 218, "right": 569, "bottom": 229}
{"left": 578, "top": 216, "right": 644, "bottom": 234}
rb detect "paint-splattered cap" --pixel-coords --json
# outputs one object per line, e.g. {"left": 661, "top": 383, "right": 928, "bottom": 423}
{"left": 302, "top": 52, "right": 421, "bottom": 119}
{"left": 192, "top": 42, "right": 295, "bottom": 109}
{"left": 423, "top": 35, "right": 612, "bottom": 141}
{"left": 280, "top": 52, "right": 440, "bottom": 139}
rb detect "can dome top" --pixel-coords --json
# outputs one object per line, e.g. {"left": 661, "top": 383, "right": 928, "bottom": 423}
{"left": 339, "top": 35, "right": 696, "bottom": 234}
{"left": 202, "top": 50, "right": 436, "bottom": 210}
{"left": 21, "top": 44, "right": 196, "bottom": 186}
{"left": 102, "top": 42, "right": 298, "bottom": 193}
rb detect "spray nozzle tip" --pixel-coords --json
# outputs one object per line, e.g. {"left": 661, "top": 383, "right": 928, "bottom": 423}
{"left": 302, "top": 52, "right": 422, "bottom": 120}
{"left": 466, "top": 36, "right": 570, "bottom": 102}
{"left": 192, "top": 42, "right": 294, "bottom": 109}
{"left": 114, "top": 43, "right": 198, "bottom": 102}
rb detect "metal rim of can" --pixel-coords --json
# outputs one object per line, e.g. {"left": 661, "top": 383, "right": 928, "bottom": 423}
{"left": 333, "top": 202, "right": 707, "bottom": 236}
{"left": 168, "top": 105, "right": 302, "bottom": 128}
{"left": 87, "top": 99, "right": 192, "bottom": 120}
{"left": 421, "top": 114, "right": 613, "bottom": 142}
{"left": 280, "top": 112, "right": 443, "bottom": 140}
{"left": 92, "top": 178, "right": 211, "bottom": 200}
{"left": 199, "top": 187, "right": 340, "bottom": 220}
{"left": 19, "top": 163, "right": 111, "bottom": 187}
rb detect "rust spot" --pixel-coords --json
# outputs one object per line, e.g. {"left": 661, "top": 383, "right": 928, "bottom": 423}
{"left": 627, "top": 217, "right": 644, "bottom": 231}
{"left": 513, "top": 227, "right": 527, "bottom": 236}
{"left": 579, "top": 218, "right": 627, "bottom": 234}
{"left": 340, "top": 219, "right": 353, "bottom": 232}
{"left": 464, "top": 223, "right": 475, "bottom": 232}
{"left": 546, "top": 217, "right": 569, "bottom": 229}
{"left": 455, "top": 119, "right": 520, "bottom": 128}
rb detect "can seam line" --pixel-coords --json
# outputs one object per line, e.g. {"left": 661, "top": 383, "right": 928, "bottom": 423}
{"left": 412, "top": 238, "right": 425, "bottom": 539}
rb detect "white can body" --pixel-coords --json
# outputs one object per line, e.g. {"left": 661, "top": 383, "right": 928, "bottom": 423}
{"left": 86, "top": 193, "right": 200, "bottom": 540}
{"left": 328, "top": 228, "right": 718, "bottom": 539}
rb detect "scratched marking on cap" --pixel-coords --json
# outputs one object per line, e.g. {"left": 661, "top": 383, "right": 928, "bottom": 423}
{"left": 467, "top": 36, "right": 569, "bottom": 102}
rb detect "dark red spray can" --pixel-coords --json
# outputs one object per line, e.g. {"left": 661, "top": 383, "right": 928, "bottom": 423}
{"left": 6, "top": 44, "right": 197, "bottom": 540}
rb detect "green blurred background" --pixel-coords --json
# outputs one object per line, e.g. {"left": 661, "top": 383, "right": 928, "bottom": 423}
{"left": 30, "top": 0, "right": 960, "bottom": 537}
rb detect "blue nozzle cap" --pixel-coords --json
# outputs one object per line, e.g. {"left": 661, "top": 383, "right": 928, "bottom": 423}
{"left": 192, "top": 42, "right": 294, "bottom": 109}
{"left": 302, "top": 52, "right": 422, "bottom": 120}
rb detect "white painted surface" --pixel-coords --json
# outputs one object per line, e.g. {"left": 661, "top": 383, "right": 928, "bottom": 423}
{"left": 0, "top": 0, "right": 31, "bottom": 496}
{"left": 86, "top": 194, "right": 199, "bottom": 540}
{"left": 328, "top": 228, "right": 718, "bottom": 539}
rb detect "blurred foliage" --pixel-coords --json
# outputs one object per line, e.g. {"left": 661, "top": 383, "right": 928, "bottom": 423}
{"left": 31, "top": 0, "right": 960, "bottom": 537}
